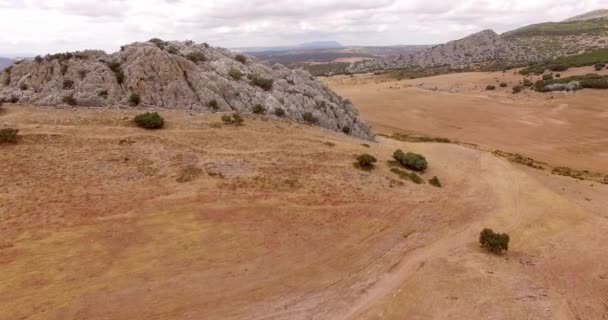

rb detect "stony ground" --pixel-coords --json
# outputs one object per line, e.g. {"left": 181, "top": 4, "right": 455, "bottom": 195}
{"left": 1, "top": 104, "right": 607, "bottom": 319}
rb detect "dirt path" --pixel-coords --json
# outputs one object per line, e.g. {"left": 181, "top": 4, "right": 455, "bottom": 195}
{"left": 341, "top": 161, "right": 526, "bottom": 320}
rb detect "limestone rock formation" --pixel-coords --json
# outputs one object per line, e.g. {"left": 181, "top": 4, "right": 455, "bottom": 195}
{"left": 348, "top": 30, "right": 539, "bottom": 73}
{"left": 0, "top": 39, "right": 373, "bottom": 140}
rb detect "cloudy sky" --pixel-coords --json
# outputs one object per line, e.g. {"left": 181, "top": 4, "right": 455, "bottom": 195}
{"left": 0, "top": 0, "right": 607, "bottom": 56}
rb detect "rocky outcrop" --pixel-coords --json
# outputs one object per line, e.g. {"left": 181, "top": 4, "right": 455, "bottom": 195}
{"left": 347, "top": 30, "right": 539, "bottom": 73}
{"left": 0, "top": 40, "right": 373, "bottom": 139}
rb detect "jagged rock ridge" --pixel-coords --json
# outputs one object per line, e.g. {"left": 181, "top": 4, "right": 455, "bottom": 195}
{"left": 0, "top": 40, "right": 373, "bottom": 139}
{"left": 348, "top": 30, "right": 539, "bottom": 73}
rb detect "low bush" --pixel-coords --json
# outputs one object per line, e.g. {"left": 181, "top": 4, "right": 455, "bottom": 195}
{"left": 486, "top": 85, "right": 496, "bottom": 91}
{"left": 499, "top": 82, "right": 507, "bottom": 88}
{"left": 34, "top": 55, "right": 43, "bottom": 63}
{"left": 186, "top": 51, "right": 206, "bottom": 63}
{"left": 63, "top": 79, "right": 74, "bottom": 89}
{"left": 229, "top": 67, "right": 242, "bottom": 80}
{"left": 543, "top": 74, "right": 553, "bottom": 81}
{"left": 393, "top": 150, "right": 427, "bottom": 172}
{"left": 302, "top": 112, "right": 318, "bottom": 124}
{"left": 250, "top": 75, "right": 273, "bottom": 91}
{"left": 166, "top": 46, "right": 179, "bottom": 55}
{"left": 98, "top": 90, "right": 108, "bottom": 98}
{"left": 128, "top": 93, "right": 141, "bottom": 106}
{"left": 523, "top": 79, "right": 533, "bottom": 86}
{"left": 273, "top": 108, "right": 285, "bottom": 117}
{"left": 235, "top": 54, "right": 247, "bottom": 64}
{"left": 479, "top": 228, "right": 510, "bottom": 254}
{"left": 512, "top": 85, "right": 523, "bottom": 94}
{"left": 555, "top": 74, "right": 561, "bottom": 78}
{"left": 207, "top": 99, "right": 218, "bottom": 110}
{"left": 595, "top": 63, "right": 606, "bottom": 71}
{"left": 221, "top": 113, "right": 244, "bottom": 126}
{"left": 356, "top": 153, "right": 377, "bottom": 170}
{"left": 0, "top": 128, "right": 18, "bottom": 144}
{"left": 63, "top": 95, "right": 77, "bottom": 106}
{"left": 252, "top": 104, "right": 265, "bottom": 114}
{"left": 106, "top": 60, "right": 125, "bottom": 84}
{"left": 429, "top": 176, "right": 442, "bottom": 187}
{"left": 548, "top": 64, "right": 568, "bottom": 72}
{"left": 390, "top": 167, "right": 424, "bottom": 184}
{"left": 134, "top": 112, "right": 164, "bottom": 129}
{"left": 341, "top": 126, "right": 351, "bottom": 135}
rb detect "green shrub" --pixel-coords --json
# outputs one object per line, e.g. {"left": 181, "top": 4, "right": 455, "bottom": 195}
{"left": 512, "top": 85, "right": 523, "bottom": 94}
{"left": 302, "top": 112, "right": 318, "bottom": 124}
{"left": 393, "top": 150, "right": 427, "bottom": 172}
{"left": 390, "top": 167, "right": 424, "bottom": 184}
{"left": 595, "top": 63, "right": 606, "bottom": 71}
{"left": 207, "top": 99, "right": 218, "bottom": 110}
{"left": 548, "top": 64, "right": 568, "bottom": 72}
{"left": 555, "top": 74, "right": 561, "bottom": 78}
{"left": 63, "top": 79, "right": 74, "bottom": 89}
{"left": 252, "top": 104, "right": 265, "bottom": 114}
{"left": 523, "top": 79, "right": 533, "bottom": 86}
{"left": 134, "top": 112, "right": 164, "bottom": 129}
{"left": 106, "top": 60, "right": 124, "bottom": 84}
{"left": 229, "top": 68, "right": 242, "bottom": 80}
{"left": 486, "top": 85, "right": 496, "bottom": 91}
{"left": 274, "top": 108, "right": 285, "bottom": 117}
{"left": 128, "top": 93, "right": 141, "bottom": 106}
{"left": 479, "top": 228, "right": 510, "bottom": 254}
{"left": 0, "top": 128, "right": 18, "bottom": 144}
{"left": 341, "top": 126, "right": 351, "bottom": 135}
{"left": 221, "top": 113, "right": 244, "bottom": 125}
{"left": 499, "top": 82, "right": 507, "bottom": 88}
{"left": 251, "top": 75, "right": 273, "bottom": 91}
{"left": 186, "top": 51, "right": 206, "bottom": 63}
{"left": 429, "top": 176, "right": 442, "bottom": 187}
{"left": 34, "top": 55, "right": 43, "bottom": 63}
{"left": 543, "top": 74, "right": 553, "bottom": 81}
{"left": 235, "top": 54, "right": 247, "bottom": 64}
{"left": 356, "top": 153, "right": 377, "bottom": 170}
{"left": 62, "top": 95, "right": 77, "bottom": 106}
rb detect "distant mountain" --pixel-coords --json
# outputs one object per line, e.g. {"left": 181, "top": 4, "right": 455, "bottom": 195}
{"left": 563, "top": 9, "right": 608, "bottom": 22}
{"left": 348, "top": 30, "right": 538, "bottom": 72}
{"left": 297, "top": 41, "right": 342, "bottom": 49}
{"left": 0, "top": 57, "right": 14, "bottom": 69}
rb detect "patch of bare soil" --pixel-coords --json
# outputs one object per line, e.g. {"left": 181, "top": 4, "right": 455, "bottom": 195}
{"left": 0, "top": 105, "right": 607, "bottom": 320}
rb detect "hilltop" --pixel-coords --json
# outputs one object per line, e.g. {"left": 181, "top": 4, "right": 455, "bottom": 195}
{"left": 564, "top": 9, "right": 608, "bottom": 22}
{"left": 0, "top": 39, "right": 372, "bottom": 139}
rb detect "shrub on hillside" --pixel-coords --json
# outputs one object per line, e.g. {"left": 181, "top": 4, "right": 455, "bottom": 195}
{"left": 393, "top": 150, "right": 427, "bottom": 172}
{"left": 128, "top": 93, "right": 141, "bottom": 106}
{"left": 341, "top": 126, "right": 351, "bottom": 135}
{"left": 63, "top": 79, "right": 74, "bottom": 89}
{"left": 356, "top": 153, "right": 377, "bottom": 170}
{"left": 523, "top": 79, "right": 533, "bottom": 86}
{"left": 486, "top": 85, "right": 496, "bottom": 91}
{"left": 250, "top": 75, "right": 273, "bottom": 91}
{"left": 429, "top": 176, "right": 442, "bottom": 188}
{"left": 235, "top": 54, "right": 247, "bottom": 64}
{"left": 274, "top": 107, "right": 285, "bottom": 117}
{"left": 499, "top": 82, "right": 507, "bottom": 88}
{"left": 595, "top": 63, "right": 606, "bottom": 71}
{"left": 207, "top": 99, "right": 219, "bottom": 110}
{"left": 479, "top": 228, "right": 510, "bottom": 254}
{"left": 252, "top": 104, "right": 265, "bottom": 114}
{"left": 78, "top": 69, "right": 87, "bottom": 79}
{"left": 134, "top": 112, "right": 164, "bottom": 129}
{"left": 98, "top": 90, "right": 108, "bottom": 98}
{"left": 391, "top": 167, "right": 424, "bottom": 184}
{"left": 512, "top": 85, "right": 523, "bottom": 94}
{"left": 302, "top": 112, "right": 318, "bottom": 124}
{"left": 63, "top": 95, "right": 77, "bottom": 106}
{"left": 186, "top": 51, "right": 206, "bottom": 63}
{"left": 229, "top": 67, "right": 242, "bottom": 80}
{"left": 0, "top": 128, "right": 18, "bottom": 144}
{"left": 548, "top": 64, "right": 568, "bottom": 72}
{"left": 221, "top": 113, "right": 244, "bottom": 126}
{"left": 20, "top": 83, "right": 28, "bottom": 91}
{"left": 34, "top": 55, "right": 43, "bottom": 63}
{"left": 543, "top": 74, "right": 554, "bottom": 81}
{"left": 106, "top": 60, "right": 125, "bottom": 84}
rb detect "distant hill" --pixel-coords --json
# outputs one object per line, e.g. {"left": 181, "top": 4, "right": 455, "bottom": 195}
{"left": 564, "top": 9, "right": 608, "bottom": 22}
{"left": 297, "top": 41, "right": 342, "bottom": 49}
{"left": 0, "top": 57, "right": 14, "bottom": 69}
{"left": 237, "top": 41, "right": 342, "bottom": 53}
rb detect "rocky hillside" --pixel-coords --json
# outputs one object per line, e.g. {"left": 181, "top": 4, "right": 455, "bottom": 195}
{"left": 0, "top": 40, "right": 373, "bottom": 139}
{"left": 347, "top": 30, "right": 538, "bottom": 73}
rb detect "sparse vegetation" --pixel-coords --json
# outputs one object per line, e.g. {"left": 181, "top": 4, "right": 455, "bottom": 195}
{"left": 207, "top": 99, "right": 219, "bottom": 110}
{"left": 235, "top": 54, "right": 247, "bottom": 64}
{"left": 499, "top": 82, "right": 507, "bottom": 88}
{"left": 521, "top": 48, "right": 608, "bottom": 75}
{"left": 106, "top": 60, "right": 125, "bottom": 84}
{"left": 0, "top": 128, "right": 18, "bottom": 144}
{"left": 390, "top": 167, "right": 424, "bottom": 184}
{"left": 302, "top": 112, "right": 318, "bottom": 124}
{"left": 393, "top": 150, "right": 427, "bottom": 172}
{"left": 128, "top": 93, "right": 141, "bottom": 106}
{"left": 535, "top": 74, "right": 608, "bottom": 92}
{"left": 273, "top": 108, "right": 285, "bottom": 117}
{"left": 250, "top": 75, "right": 273, "bottom": 91}
{"left": 595, "top": 63, "right": 606, "bottom": 71}
{"left": 34, "top": 55, "right": 43, "bottom": 63}
{"left": 186, "top": 51, "right": 206, "bottom": 63}
{"left": 166, "top": 46, "right": 179, "bottom": 55}
{"left": 543, "top": 74, "right": 553, "bottom": 81}
{"left": 62, "top": 94, "right": 77, "bottom": 106}
{"left": 229, "top": 67, "right": 242, "bottom": 80}
{"left": 486, "top": 85, "right": 496, "bottom": 91}
{"left": 356, "top": 153, "right": 377, "bottom": 170}
{"left": 252, "top": 104, "right": 265, "bottom": 114}
{"left": 429, "top": 176, "right": 442, "bottom": 188}
{"left": 479, "top": 228, "right": 510, "bottom": 254}
{"left": 134, "top": 112, "right": 164, "bottom": 129}
{"left": 523, "top": 79, "right": 533, "bottom": 86}
{"left": 221, "top": 113, "right": 244, "bottom": 126}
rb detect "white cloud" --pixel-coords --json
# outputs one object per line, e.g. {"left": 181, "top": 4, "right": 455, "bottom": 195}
{"left": 0, "top": 0, "right": 607, "bottom": 56}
